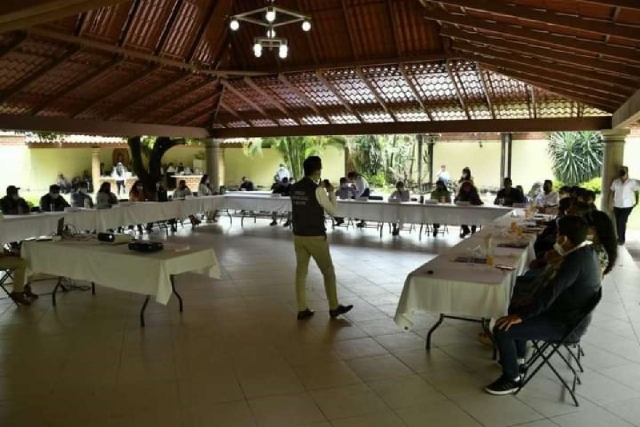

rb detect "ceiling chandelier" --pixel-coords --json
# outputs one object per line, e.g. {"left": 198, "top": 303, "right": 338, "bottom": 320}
{"left": 229, "top": 0, "right": 312, "bottom": 59}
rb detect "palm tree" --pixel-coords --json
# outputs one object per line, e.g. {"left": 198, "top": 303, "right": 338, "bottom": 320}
{"left": 547, "top": 131, "right": 603, "bottom": 185}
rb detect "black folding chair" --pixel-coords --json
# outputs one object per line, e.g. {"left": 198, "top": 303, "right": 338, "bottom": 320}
{"left": 516, "top": 287, "right": 602, "bottom": 407}
{"left": 0, "top": 269, "right": 19, "bottom": 306}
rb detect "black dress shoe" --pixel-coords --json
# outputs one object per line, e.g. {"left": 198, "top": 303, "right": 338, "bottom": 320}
{"left": 329, "top": 304, "right": 353, "bottom": 319}
{"left": 297, "top": 309, "right": 315, "bottom": 320}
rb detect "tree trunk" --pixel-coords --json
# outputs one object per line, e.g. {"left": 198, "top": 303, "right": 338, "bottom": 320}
{"left": 128, "top": 136, "right": 185, "bottom": 198}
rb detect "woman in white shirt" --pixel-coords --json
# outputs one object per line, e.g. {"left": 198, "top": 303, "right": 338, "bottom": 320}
{"left": 174, "top": 180, "right": 200, "bottom": 226}
{"left": 389, "top": 181, "right": 410, "bottom": 236}
{"left": 198, "top": 174, "right": 217, "bottom": 221}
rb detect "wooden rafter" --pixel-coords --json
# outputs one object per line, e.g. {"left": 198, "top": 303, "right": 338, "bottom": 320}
{"left": 117, "top": 0, "right": 140, "bottom": 47}
{"left": 0, "top": 46, "right": 81, "bottom": 104}
{"left": 440, "top": 26, "right": 640, "bottom": 78}
{"left": 73, "top": 11, "right": 89, "bottom": 36}
{"left": 186, "top": 0, "right": 230, "bottom": 63}
{"left": 314, "top": 71, "right": 362, "bottom": 122}
{"left": 220, "top": 80, "right": 272, "bottom": 121}
{"left": 530, "top": 87, "right": 537, "bottom": 119}
{"left": 580, "top": 0, "right": 640, "bottom": 10}
{"left": 341, "top": 0, "right": 359, "bottom": 60}
{"left": 73, "top": 65, "right": 161, "bottom": 118}
{"left": 399, "top": 63, "right": 434, "bottom": 121}
{"left": 27, "top": 28, "right": 266, "bottom": 77}
{"left": 211, "top": 117, "right": 612, "bottom": 139}
{"left": 219, "top": 101, "right": 250, "bottom": 125}
{"left": 423, "top": 8, "right": 640, "bottom": 64}
{"left": 432, "top": 0, "right": 640, "bottom": 42}
{"left": 142, "top": 77, "right": 218, "bottom": 122}
{"left": 212, "top": 85, "right": 225, "bottom": 126}
{"left": 386, "top": 0, "right": 401, "bottom": 57}
{"left": 476, "top": 61, "right": 616, "bottom": 112}
{"left": 0, "top": 33, "right": 27, "bottom": 60}
{"left": 0, "top": 0, "right": 129, "bottom": 33}
{"left": 453, "top": 41, "right": 633, "bottom": 98}
{"left": 244, "top": 77, "right": 301, "bottom": 125}
{"left": 476, "top": 67, "right": 495, "bottom": 120}
{"left": 154, "top": 0, "right": 183, "bottom": 56}
{"left": 445, "top": 61, "right": 471, "bottom": 119}
{"left": 176, "top": 91, "right": 222, "bottom": 126}
{"left": 277, "top": 74, "right": 332, "bottom": 123}
{"left": 110, "top": 72, "right": 192, "bottom": 120}
{"left": 355, "top": 68, "right": 397, "bottom": 121}
{"left": 31, "top": 56, "right": 125, "bottom": 116}
{"left": 613, "top": 88, "right": 640, "bottom": 128}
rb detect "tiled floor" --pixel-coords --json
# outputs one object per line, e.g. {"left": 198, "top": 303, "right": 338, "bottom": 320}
{"left": 1, "top": 219, "right": 639, "bottom": 427}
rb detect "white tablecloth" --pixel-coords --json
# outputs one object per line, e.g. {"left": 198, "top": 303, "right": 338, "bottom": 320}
{"left": 394, "top": 217, "right": 536, "bottom": 330}
{"left": 22, "top": 239, "right": 221, "bottom": 304}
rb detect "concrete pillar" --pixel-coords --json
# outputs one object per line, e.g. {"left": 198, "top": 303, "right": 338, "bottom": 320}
{"left": 205, "top": 139, "right": 225, "bottom": 192}
{"left": 600, "top": 129, "right": 630, "bottom": 213}
{"left": 91, "top": 146, "right": 100, "bottom": 193}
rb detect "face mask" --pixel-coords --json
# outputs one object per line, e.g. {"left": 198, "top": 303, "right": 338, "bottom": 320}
{"left": 51, "top": 193, "right": 59, "bottom": 199}
{"left": 553, "top": 242, "right": 566, "bottom": 256}
{"left": 620, "top": 170, "right": 626, "bottom": 177}
{"left": 11, "top": 194, "right": 19, "bottom": 200}
{"left": 79, "top": 188, "right": 86, "bottom": 194}
{"left": 586, "top": 234, "right": 594, "bottom": 241}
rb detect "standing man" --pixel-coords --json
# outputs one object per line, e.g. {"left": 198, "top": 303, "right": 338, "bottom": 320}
{"left": 112, "top": 162, "right": 127, "bottom": 196}
{"left": 610, "top": 166, "right": 639, "bottom": 245}
{"left": 436, "top": 165, "right": 451, "bottom": 185}
{"left": 291, "top": 156, "right": 353, "bottom": 320}
{"left": 275, "top": 163, "right": 290, "bottom": 183}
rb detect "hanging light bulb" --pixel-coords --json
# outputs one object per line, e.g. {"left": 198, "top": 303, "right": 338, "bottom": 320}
{"left": 253, "top": 42, "right": 263, "bottom": 58}
{"left": 229, "top": 19, "right": 240, "bottom": 31}
{"left": 278, "top": 43, "right": 288, "bottom": 59}
{"left": 265, "top": 7, "right": 276, "bottom": 23}
{"left": 302, "top": 20, "right": 311, "bottom": 32}
{"left": 266, "top": 28, "right": 276, "bottom": 38}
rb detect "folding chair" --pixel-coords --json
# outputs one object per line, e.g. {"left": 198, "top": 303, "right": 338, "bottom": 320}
{"left": 0, "top": 269, "right": 19, "bottom": 306}
{"left": 516, "top": 288, "right": 602, "bottom": 407}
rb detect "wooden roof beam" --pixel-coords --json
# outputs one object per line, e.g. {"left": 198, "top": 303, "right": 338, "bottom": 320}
{"left": 355, "top": 68, "right": 397, "bottom": 121}
{"left": 473, "top": 59, "right": 617, "bottom": 112}
{"left": 210, "top": 117, "right": 612, "bottom": 139}
{"left": 386, "top": 0, "right": 401, "bottom": 57}
{"left": 73, "top": 65, "right": 161, "bottom": 118}
{"left": 399, "top": 64, "right": 433, "bottom": 121}
{"left": 0, "top": 32, "right": 27, "bottom": 59}
{"left": 580, "top": 0, "right": 640, "bottom": 10}
{"left": 613, "top": 88, "right": 640, "bottom": 129}
{"left": 432, "top": 0, "right": 640, "bottom": 42}
{"left": 154, "top": 0, "right": 183, "bottom": 56}
{"left": 314, "top": 71, "right": 362, "bottom": 122}
{"left": 220, "top": 80, "right": 274, "bottom": 123}
{"left": 423, "top": 8, "right": 640, "bottom": 64}
{"left": 445, "top": 61, "right": 471, "bottom": 120}
{"left": 219, "top": 101, "right": 251, "bottom": 126}
{"left": 0, "top": 0, "right": 129, "bottom": 33}
{"left": 244, "top": 77, "right": 301, "bottom": 125}
{"left": 277, "top": 74, "right": 332, "bottom": 123}
{"left": 530, "top": 86, "right": 537, "bottom": 119}
{"left": 476, "top": 67, "right": 495, "bottom": 120}
{"left": 117, "top": 0, "right": 140, "bottom": 47}
{"left": 175, "top": 91, "right": 222, "bottom": 126}
{"left": 186, "top": 0, "right": 232, "bottom": 63}
{"left": 440, "top": 26, "right": 640, "bottom": 79}
{"left": 27, "top": 28, "right": 267, "bottom": 77}
{"left": 0, "top": 45, "right": 80, "bottom": 104}
{"left": 341, "top": 0, "right": 359, "bottom": 60}
{"left": 453, "top": 41, "right": 633, "bottom": 98}
{"left": 142, "top": 77, "right": 218, "bottom": 122}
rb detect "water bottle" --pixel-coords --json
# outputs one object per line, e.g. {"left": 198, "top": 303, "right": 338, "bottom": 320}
{"left": 419, "top": 195, "right": 424, "bottom": 204}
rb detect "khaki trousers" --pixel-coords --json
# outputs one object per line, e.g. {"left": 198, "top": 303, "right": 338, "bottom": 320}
{"left": 0, "top": 255, "right": 26, "bottom": 292}
{"left": 293, "top": 235, "right": 338, "bottom": 311}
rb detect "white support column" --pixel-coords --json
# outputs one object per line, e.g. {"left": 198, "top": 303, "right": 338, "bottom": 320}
{"left": 91, "top": 146, "right": 101, "bottom": 194}
{"left": 205, "top": 139, "right": 224, "bottom": 192}
{"left": 600, "top": 129, "right": 630, "bottom": 214}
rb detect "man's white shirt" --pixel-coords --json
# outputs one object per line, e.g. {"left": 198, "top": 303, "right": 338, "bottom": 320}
{"left": 275, "top": 167, "right": 290, "bottom": 181}
{"left": 535, "top": 191, "right": 559, "bottom": 207}
{"left": 611, "top": 178, "right": 639, "bottom": 208}
{"left": 354, "top": 176, "right": 369, "bottom": 197}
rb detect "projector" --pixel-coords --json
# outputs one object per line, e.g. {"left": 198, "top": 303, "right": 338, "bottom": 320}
{"left": 97, "top": 233, "right": 134, "bottom": 245}
{"left": 128, "top": 241, "right": 164, "bottom": 253}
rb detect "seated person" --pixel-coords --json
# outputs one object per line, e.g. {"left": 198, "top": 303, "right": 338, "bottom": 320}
{"left": 177, "top": 162, "right": 185, "bottom": 174}
{"left": 0, "top": 251, "right": 36, "bottom": 305}
{"left": 71, "top": 181, "right": 94, "bottom": 208}
{"left": 40, "top": 185, "right": 70, "bottom": 212}
{"left": 576, "top": 188, "right": 597, "bottom": 208}
{"left": 270, "top": 177, "right": 292, "bottom": 227}
{"left": 494, "top": 177, "right": 526, "bottom": 206}
{"left": 96, "top": 182, "right": 119, "bottom": 208}
{"left": 334, "top": 178, "right": 356, "bottom": 226}
{"left": 535, "top": 180, "right": 559, "bottom": 212}
{"left": 174, "top": 180, "right": 200, "bottom": 226}
{"left": 56, "top": 173, "right": 72, "bottom": 193}
{"left": 486, "top": 216, "right": 600, "bottom": 395}
{"left": 240, "top": 176, "right": 255, "bottom": 191}
{"left": 430, "top": 180, "right": 452, "bottom": 237}
{"left": 199, "top": 175, "right": 213, "bottom": 196}
{"left": 558, "top": 186, "right": 572, "bottom": 200}
{"left": 389, "top": 181, "right": 410, "bottom": 236}
{"left": 586, "top": 210, "right": 618, "bottom": 277}
{"left": 129, "top": 181, "right": 149, "bottom": 202}
{"left": 455, "top": 181, "right": 483, "bottom": 238}
{"left": 0, "top": 186, "right": 30, "bottom": 215}
{"left": 533, "top": 197, "right": 572, "bottom": 257}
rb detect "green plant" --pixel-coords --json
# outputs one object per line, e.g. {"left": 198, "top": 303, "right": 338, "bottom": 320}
{"left": 364, "top": 173, "right": 386, "bottom": 188}
{"left": 547, "top": 131, "right": 603, "bottom": 185}
{"left": 582, "top": 177, "right": 602, "bottom": 194}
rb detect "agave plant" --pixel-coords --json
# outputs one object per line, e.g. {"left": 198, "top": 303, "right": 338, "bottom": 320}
{"left": 547, "top": 131, "right": 603, "bottom": 185}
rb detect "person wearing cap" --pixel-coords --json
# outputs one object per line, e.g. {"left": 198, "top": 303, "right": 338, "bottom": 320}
{"left": 71, "top": 181, "right": 94, "bottom": 208}
{"left": 40, "top": 184, "right": 70, "bottom": 212}
{"left": 0, "top": 186, "right": 30, "bottom": 215}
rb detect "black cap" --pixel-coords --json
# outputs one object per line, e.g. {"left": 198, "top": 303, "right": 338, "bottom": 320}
{"left": 6, "top": 185, "right": 19, "bottom": 195}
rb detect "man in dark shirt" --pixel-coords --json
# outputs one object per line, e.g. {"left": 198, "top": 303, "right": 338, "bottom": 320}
{"left": 486, "top": 216, "right": 601, "bottom": 396}
{"left": 240, "top": 176, "right": 255, "bottom": 191}
{"left": 40, "top": 185, "right": 71, "bottom": 212}
{"left": 494, "top": 177, "right": 526, "bottom": 206}
{"left": 291, "top": 156, "right": 353, "bottom": 320}
{"left": 270, "top": 177, "right": 292, "bottom": 226}
{"left": 0, "top": 186, "right": 30, "bottom": 215}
